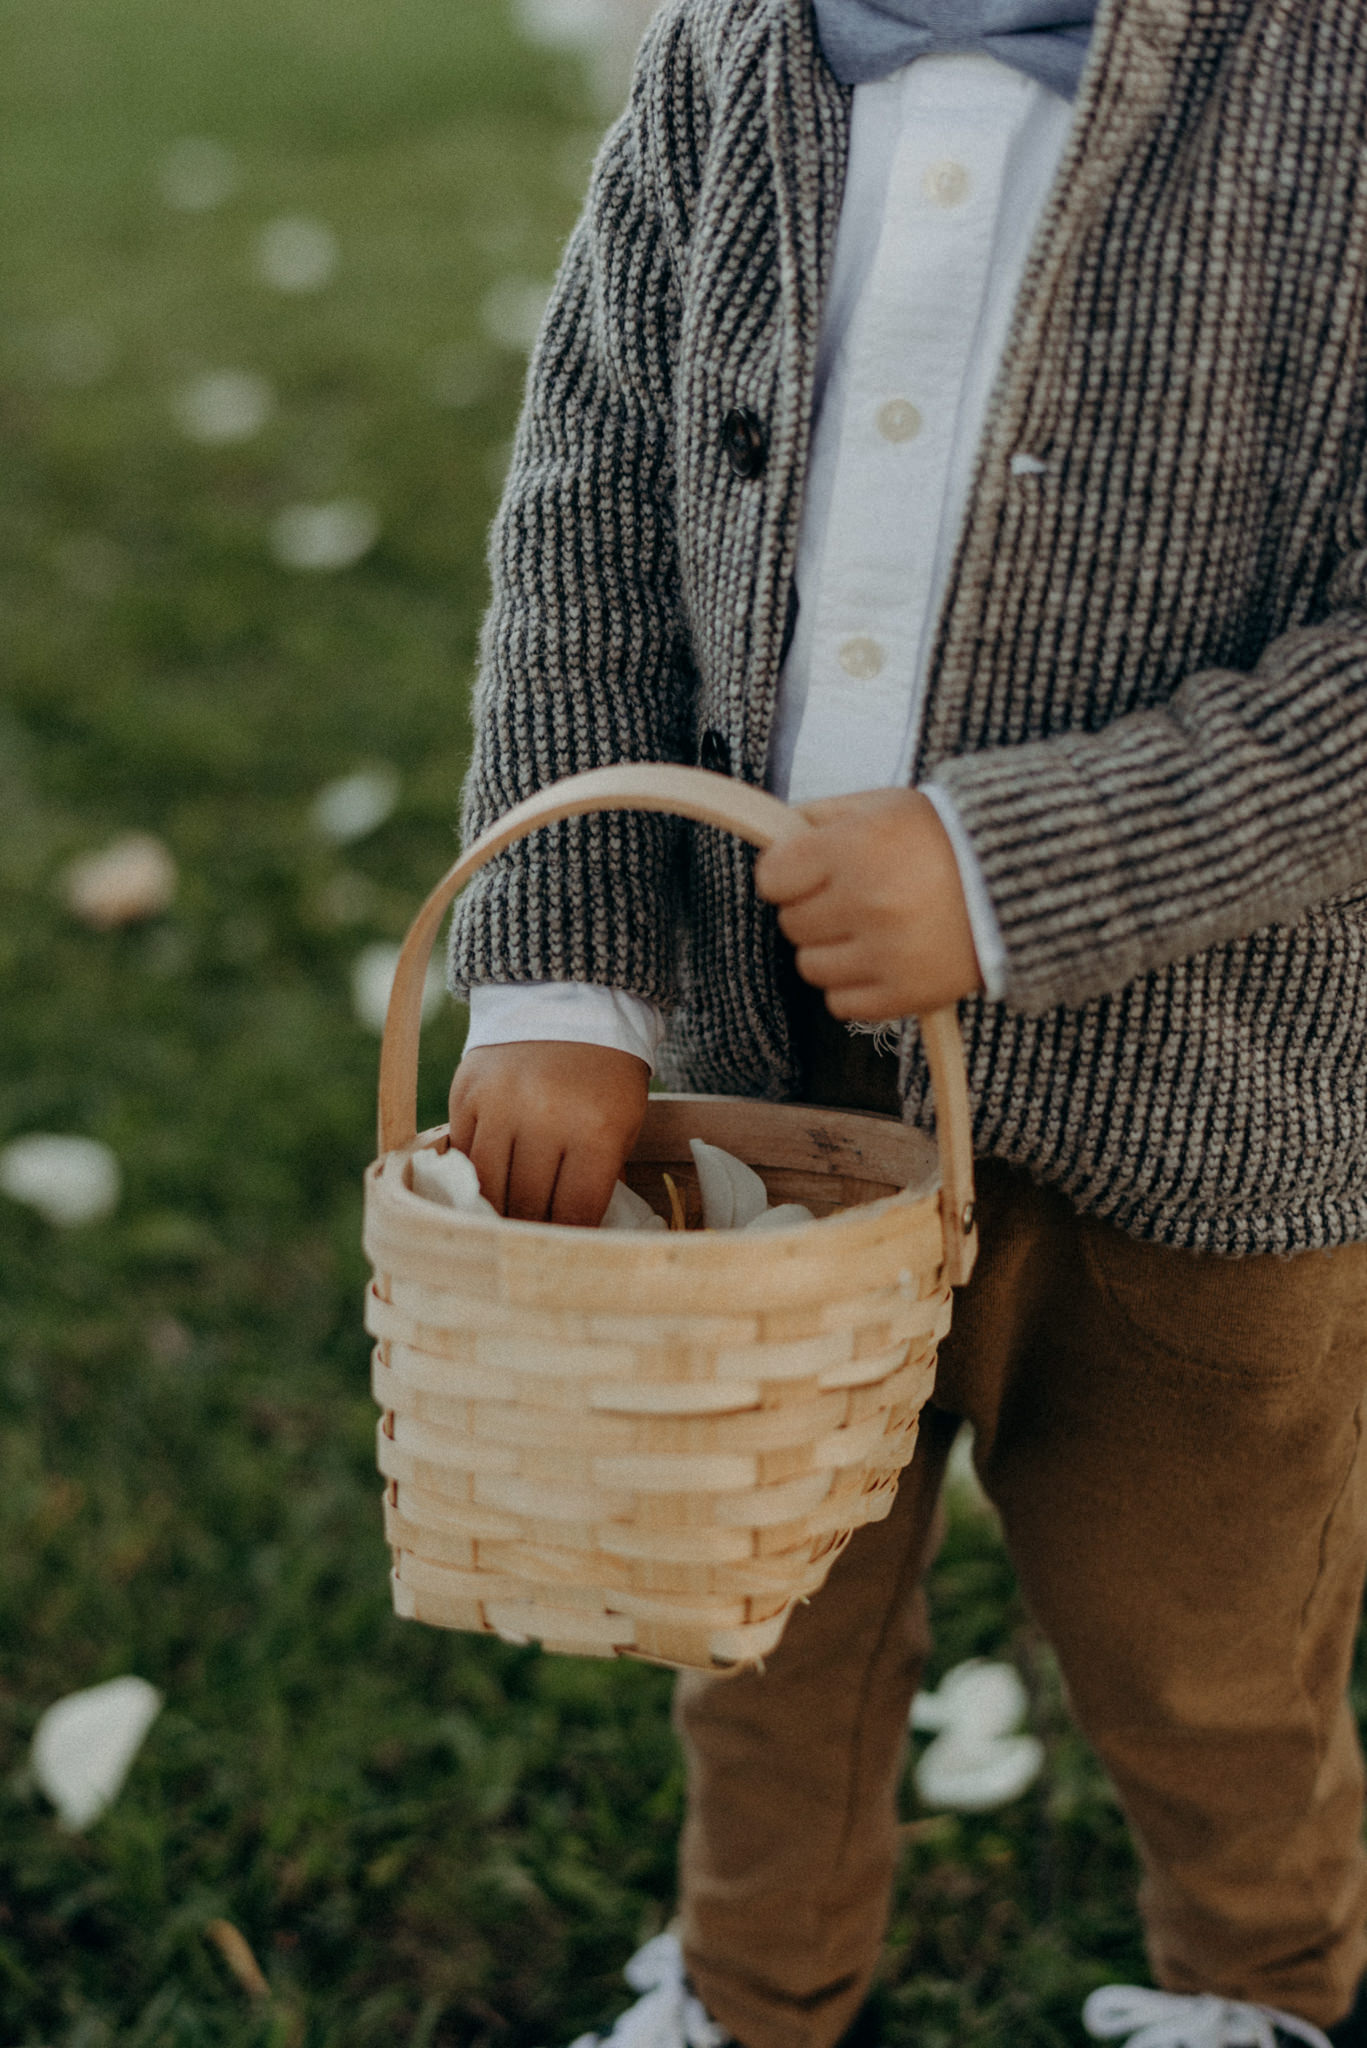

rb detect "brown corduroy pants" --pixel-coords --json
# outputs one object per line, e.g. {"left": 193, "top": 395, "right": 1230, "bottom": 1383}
{"left": 674, "top": 1011, "right": 1367, "bottom": 2048}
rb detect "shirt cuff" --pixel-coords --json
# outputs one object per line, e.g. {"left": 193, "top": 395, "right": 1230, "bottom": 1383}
{"left": 463, "top": 982, "right": 668, "bottom": 1073}
{"left": 921, "top": 781, "right": 1009, "bottom": 1003}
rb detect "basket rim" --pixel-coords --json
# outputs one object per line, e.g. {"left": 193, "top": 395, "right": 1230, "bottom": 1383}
{"left": 368, "top": 1105, "right": 942, "bottom": 1260}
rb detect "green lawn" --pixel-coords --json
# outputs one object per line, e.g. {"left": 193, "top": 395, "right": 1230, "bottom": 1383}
{"left": 0, "top": 2, "right": 1232, "bottom": 2041}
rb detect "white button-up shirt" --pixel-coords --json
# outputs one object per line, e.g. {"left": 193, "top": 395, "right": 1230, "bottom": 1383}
{"left": 466, "top": 52, "right": 1076, "bottom": 1070}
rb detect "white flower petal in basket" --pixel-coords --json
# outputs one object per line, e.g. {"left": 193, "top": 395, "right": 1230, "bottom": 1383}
{"left": 602, "top": 1180, "right": 668, "bottom": 1232}
{"left": 31, "top": 1675, "right": 162, "bottom": 1829}
{"left": 365, "top": 760, "right": 979, "bottom": 1675}
{"left": 914, "top": 1732, "right": 1045, "bottom": 1813}
{"left": 408, "top": 1146, "right": 495, "bottom": 1216}
{"left": 689, "top": 1138, "right": 769, "bottom": 1230}
{"left": 745, "top": 1202, "right": 815, "bottom": 1232}
{"left": 911, "top": 1659, "right": 1030, "bottom": 1741}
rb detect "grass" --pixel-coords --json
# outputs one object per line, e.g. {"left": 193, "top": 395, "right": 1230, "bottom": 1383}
{"left": 0, "top": 1, "right": 1261, "bottom": 2041}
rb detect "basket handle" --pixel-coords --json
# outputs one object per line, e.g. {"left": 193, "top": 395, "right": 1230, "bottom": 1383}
{"left": 377, "top": 764, "right": 977, "bottom": 1286}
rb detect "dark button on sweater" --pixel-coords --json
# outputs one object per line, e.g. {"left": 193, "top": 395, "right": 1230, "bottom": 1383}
{"left": 722, "top": 407, "right": 767, "bottom": 480}
{"left": 699, "top": 727, "right": 732, "bottom": 776}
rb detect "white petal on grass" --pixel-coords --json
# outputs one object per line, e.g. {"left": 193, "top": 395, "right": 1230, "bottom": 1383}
{"left": 0, "top": 1136, "right": 122, "bottom": 1228}
{"left": 910, "top": 1660, "right": 1044, "bottom": 1813}
{"left": 690, "top": 1138, "right": 769, "bottom": 1231}
{"left": 912, "top": 1660, "right": 1029, "bottom": 1739}
{"left": 46, "top": 319, "right": 115, "bottom": 388}
{"left": 351, "top": 944, "right": 444, "bottom": 1035}
{"left": 62, "top": 833, "right": 178, "bottom": 928}
{"left": 914, "top": 1734, "right": 1045, "bottom": 1813}
{"left": 270, "top": 500, "right": 378, "bottom": 573}
{"left": 478, "top": 277, "right": 552, "bottom": 354}
{"left": 311, "top": 766, "right": 400, "bottom": 844}
{"left": 945, "top": 1424, "right": 994, "bottom": 1515}
{"left": 173, "top": 370, "right": 274, "bottom": 446}
{"left": 602, "top": 1181, "right": 668, "bottom": 1232}
{"left": 158, "top": 137, "right": 239, "bottom": 212}
{"left": 408, "top": 1146, "right": 496, "bottom": 1217}
{"left": 32, "top": 1677, "right": 162, "bottom": 1830}
{"left": 254, "top": 215, "right": 338, "bottom": 293}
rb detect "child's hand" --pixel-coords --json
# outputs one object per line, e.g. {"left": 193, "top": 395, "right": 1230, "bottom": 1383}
{"left": 754, "top": 788, "right": 984, "bottom": 1021}
{"left": 447, "top": 1041, "right": 651, "bottom": 1226}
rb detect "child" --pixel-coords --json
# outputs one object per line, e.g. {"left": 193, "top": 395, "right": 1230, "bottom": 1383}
{"left": 446, "top": 4, "right": 1367, "bottom": 2045}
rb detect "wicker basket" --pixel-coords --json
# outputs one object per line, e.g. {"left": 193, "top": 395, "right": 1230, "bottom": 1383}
{"left": 365, "top": 765, "right": 977, "bottom": 1673}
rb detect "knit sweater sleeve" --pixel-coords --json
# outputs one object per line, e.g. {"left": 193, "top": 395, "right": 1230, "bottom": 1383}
{"left": 931, "top": 534, "right": 1367, "bottom": 1018}
{"left": 448, "top": 6, "right": 704, "bottom": 1002}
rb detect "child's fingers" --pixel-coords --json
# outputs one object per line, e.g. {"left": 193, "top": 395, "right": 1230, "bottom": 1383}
{"left": 776, "top": 889, "right": 853, "bottom": 949}
{"left": 823, "top": 982, "right": 897, "bottom": 1023}
{"left": 550, "top": 1145, "right": 622, "bottom": 1229}
{"left": 793, "top": 937, "right": 868, "bottom": 991}
{"left": 795, "top": 793, "right": 872, "bottom": 825}
{"left": 447, "top": 1091, "right": 478, "bottom": 1161}
{"left": 469, "top": 1121, "right": 514, "bottom": 1215}
{"left": 506, "top": 1132, "right": 567, "bottom": 1223}
{"left": 754, "top": 830, "right": 831, "bottom": 906}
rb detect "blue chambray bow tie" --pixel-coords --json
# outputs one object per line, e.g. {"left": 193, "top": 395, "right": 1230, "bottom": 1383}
{"left": 810, "top": 0, "right": 1099, "bottom": 98}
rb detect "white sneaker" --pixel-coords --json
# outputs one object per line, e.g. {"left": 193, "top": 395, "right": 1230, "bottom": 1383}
{"left": 567, "top": 1933, "right": 731, "bottom": 2048}
{"left": 1083, "top": 1986, "right": 1334, "bottom": 2048}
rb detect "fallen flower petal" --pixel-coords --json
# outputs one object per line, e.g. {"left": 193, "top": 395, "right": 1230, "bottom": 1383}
{"left": 914, "top": 1732, "right": 1045, "bottom": 1813}
{"left": 910, "top": 1660, "right": 1044, "bottom": 1812}
{"left": 174, "top": 369, "right": 273, "bottom": 446}
{"left": 311, "top": 766, "right": 399, "bottom": 844}
{"left": 0, "top": 1135, "right": 122, "bottom": 1227}
{"left": 271, "top": 500, "right": 378, "bottom": 574}
{"left": 31, "top": 1676, "right": 162, "bottom": 1829}
{"left": 912, "top": 1659, "right": 1030, "bottom": 1742}
{"left": 254, "top": 216, "right": 338, "bottom": 293}
{"left": 62, "top": 833, "right": 177, "bottom": 928}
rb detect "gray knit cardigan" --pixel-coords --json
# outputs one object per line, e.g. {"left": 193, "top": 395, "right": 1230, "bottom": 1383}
{"left": 451, "top": 0, "right": 1367, "bottom": 1255}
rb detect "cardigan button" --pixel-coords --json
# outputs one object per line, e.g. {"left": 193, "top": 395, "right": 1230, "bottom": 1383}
{"left": 722, "top": 407, "right": 767, "bottom": 480}
{"left": 699, "top": 727, "right": 732, "bottom": 776}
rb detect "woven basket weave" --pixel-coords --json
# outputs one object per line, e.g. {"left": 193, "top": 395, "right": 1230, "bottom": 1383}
{"left": 365, "top": 765, "right": 977, "bottom": 1673}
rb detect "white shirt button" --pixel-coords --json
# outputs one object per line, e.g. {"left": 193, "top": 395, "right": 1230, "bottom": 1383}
{"left": 923, "top": 160, "right": 971, "bottom": 208}
{"left": 877, "top": 399, "right": 923, "bottom": 444}
{"left": 839, "top": 636, "right": 886, "bottom": 680}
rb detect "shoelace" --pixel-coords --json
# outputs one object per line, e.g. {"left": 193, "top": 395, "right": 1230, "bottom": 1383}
{"left": 569, "top": 1933, "right": 729, "bottom": 2048}
{"left": 1083, "top": 1986, "right": 1334, "bottom": 2048}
